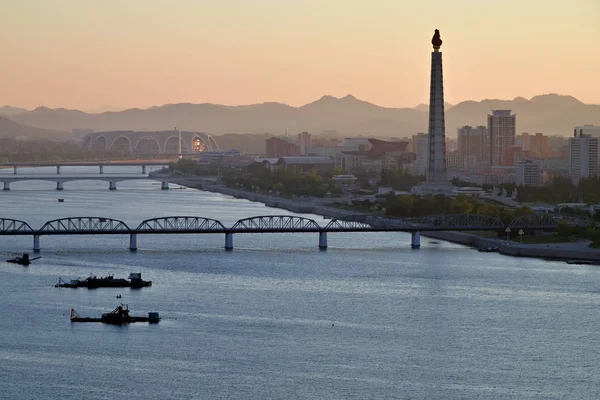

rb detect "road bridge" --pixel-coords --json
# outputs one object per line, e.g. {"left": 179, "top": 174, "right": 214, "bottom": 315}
{"left": 0, "top": 214, "right": 570, "bottom": 252}
{"left": 0, "top": 175, "right": 171, "bottom": 191}
{"left": 0, "top": 161, "right": 171, "bottom": 175}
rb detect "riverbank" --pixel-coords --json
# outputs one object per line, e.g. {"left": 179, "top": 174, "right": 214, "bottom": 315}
{"left": 164, "top": 175, "right": 600, "bottom": 263}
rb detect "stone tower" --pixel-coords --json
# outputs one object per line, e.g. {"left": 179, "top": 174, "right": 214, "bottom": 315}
{"left": 427, "top": 29, "right": 447, "bottom": 183}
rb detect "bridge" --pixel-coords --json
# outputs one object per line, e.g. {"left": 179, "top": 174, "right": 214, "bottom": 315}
{"left": 0, "top": 160, "right": 171, "bottom": 175}
{"left": 0, "top": 214, "right": 572, "bottom": 251}
{"left": 80, "top": 130, "right": 220, "bottom": 155}
{"left": 0, "top": 175, "right": 173, "bottom": 191}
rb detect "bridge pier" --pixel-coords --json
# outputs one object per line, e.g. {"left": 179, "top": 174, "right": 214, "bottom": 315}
{"left": 319, "top": 231, "right": 328, "bottom": 250}
{"left": 225, "top": 232, "right": 233, "bottom": 250}
{"left": 56, "top": 181, "right": 64, "bottom": 191}
{"left": 161, "top": 182, "right": 169, "bottom": 190}
{"left": 33, "top": 235, "right": 40, "bottom": 252}
{"left": 99, "top": 165, "right": 104, "bottom": 174}
{"left": 109, "top": 181, "right": 117, "bottom": 190}
{"left": 3, "top": 182, "right": 9, "bottom": 191}
{"left": 129, "top": 233, "right": 137, "bottom": 251}
{"left": 13, "top": 166, "right": 17, "bottom": 174}
{"left": 56, "top": 165, "right": 61, "bottom": 175}
{"left": 142, "top": 165, "right": 146, "bottom": 174}
{"left": 411, "top": 231, "right": 421, "bottom": 249}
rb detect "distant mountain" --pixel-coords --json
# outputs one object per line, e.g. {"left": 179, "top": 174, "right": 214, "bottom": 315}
{"left": 8, "top": 94, "right": 600, "bottom": 138}
{"left": 414, "top": 102, "right": 454, "bottom": 112}
{"left": 0, "top": 105, "right": 29, "bottom": 117}
{"left": 0, "top": 116, "right": 70, "bottom": 140}
{"left": 447, "top": 94, "right": 599, "bottom": 135}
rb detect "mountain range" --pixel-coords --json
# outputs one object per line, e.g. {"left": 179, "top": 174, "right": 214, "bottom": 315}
{"left": 0, "top": 116, "right": 70, "bottom": 140}
{"left": 1, "top": 94, "right": 599, "bottom": 140}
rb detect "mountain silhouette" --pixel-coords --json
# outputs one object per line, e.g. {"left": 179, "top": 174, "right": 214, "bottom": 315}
{"left": 6, "top": 93, "right": 600, "bottom": 138}
{"left": 0, "top": 105, "right": 29, "bottom": 117}
{"left": 0, "top": 116, "right": 70, "bottom": 139}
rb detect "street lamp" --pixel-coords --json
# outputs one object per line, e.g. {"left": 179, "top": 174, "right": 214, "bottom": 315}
{"left": 518, "top": 229, "right": 524, "bottom": 244}
{"left": 505, "top": 227, "right": 511, "bottom": 244}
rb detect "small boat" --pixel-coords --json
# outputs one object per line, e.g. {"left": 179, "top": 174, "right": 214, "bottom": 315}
{"left": 477, "top": 246, "right": 499, "bottom": 253}
{"left": 57, "top": 198, "right": 64, "bottom": 203}
{"left": 566, "top": 260, "right": 600, "bottom": 265}
{"left": 70, "top": 304, "right": 160, "bottom": 325}
{"left": 6, "top": 253, "right": 41, "bottom": 266}
{"left": 55, "top": 272, "right": 152, "bottom": 289}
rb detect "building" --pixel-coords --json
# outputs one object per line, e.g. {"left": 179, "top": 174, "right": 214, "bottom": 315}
{"left": 341, "top": 138, "right": 409, "bottom": 172}
{"left": 297, "top": 132, "right": 312, "bottom": 155}
{"left": 569, "top": 135, "right": 599, "bottom": 184}
{"left": 488, "top": 110, "right": 516, "bottom": 165}
{"left": 501, "top": 145, "right": 530, "bottom": 167}
{"left": 446, "top": 151, "right": 463, "bottom": 169}
{"left": 457, "top": 125, "right": 488, "bottom": 165}
{"left": 574, "top": 125, "right": 600, "bottom": 138}
{"left": 521, "top": 132, "right": 551, "bottom": 159}
{"left": 266, "top": 137, "right": 300, "bottom": 158}
{"left": 516, "top": 160, "right": 541, "bottom": 186}
{"left": 274, "top": 156, "right": 334, "bottom": 174}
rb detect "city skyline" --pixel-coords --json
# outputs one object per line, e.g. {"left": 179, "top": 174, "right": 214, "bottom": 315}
{"left": 1, "top": 0, "right": 599, "bottom": 110}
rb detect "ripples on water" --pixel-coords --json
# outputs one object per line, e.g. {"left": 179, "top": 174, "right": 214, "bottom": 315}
{"left": 0, "top": 167, "right": 599, "bottom": 399}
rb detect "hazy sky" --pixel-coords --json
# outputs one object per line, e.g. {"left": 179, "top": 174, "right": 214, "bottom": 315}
{"left": 1, "top": 0, "right": 599, "bottom": 110}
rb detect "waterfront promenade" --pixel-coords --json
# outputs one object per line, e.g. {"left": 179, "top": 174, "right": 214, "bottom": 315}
{"left": 164, "top": 175, "right": 600, "bottom": 263}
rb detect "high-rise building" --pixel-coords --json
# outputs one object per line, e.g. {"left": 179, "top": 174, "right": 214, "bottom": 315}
{"left": 574, "top": 125, "right": 600, "bottom": 138}
{"left": 521, "top": 132, "right": 551, "bottom": 159}
{"left": 488, "top": 110, "right": 516, "bottom": 165}
{"left": 297, "top": 132, "right": 312, "bottom": 155}
{"left": 457, "top": 125, "right": 488, "bottom": 164}
{"left": 569, "top": 135, "right": 599, "bottom": 184}
{"left": 516, "top": 160, "right": 541, "bottom": 186}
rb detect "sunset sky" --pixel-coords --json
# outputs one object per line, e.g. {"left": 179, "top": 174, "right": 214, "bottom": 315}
{"left": 1, "top": 0, "right": 599, "bottom": 111}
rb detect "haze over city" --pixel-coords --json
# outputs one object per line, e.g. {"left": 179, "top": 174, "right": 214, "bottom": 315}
{"left": 3, "top": 2, "right": 600, "bottom": 399}
{"left": 1, "top": 0, "right": 599, "bottom": 110}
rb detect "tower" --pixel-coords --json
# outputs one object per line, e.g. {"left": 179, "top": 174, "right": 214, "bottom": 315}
{"left": 427, "top": 29, "right": 447, "bottom": 182}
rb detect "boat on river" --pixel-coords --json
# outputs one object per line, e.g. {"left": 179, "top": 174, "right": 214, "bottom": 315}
{"left": 6, "top": 253, "right": 41, "bottom": 266}
{"left": 477, "top": 246, "right": 499, "bottom": 253}
{"left": 55, "top": 273, "right": 152, "bottom": 289}
{"left": 70, "top": 304, "right": 160, "bottom": 325}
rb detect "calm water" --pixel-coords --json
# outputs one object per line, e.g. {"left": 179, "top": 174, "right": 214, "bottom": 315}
{"left": 0, "top": 167, "right": 599, "bottom": 399}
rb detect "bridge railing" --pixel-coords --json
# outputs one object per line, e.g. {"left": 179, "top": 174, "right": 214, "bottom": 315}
{"left": 136, "top": 216, "right": 226, "bottom": 232}
{"left": 39, "top": 217, "right": 131, "bottom": 233}
{"left": 231, "top": 215, "right": 321, "bottom": 231}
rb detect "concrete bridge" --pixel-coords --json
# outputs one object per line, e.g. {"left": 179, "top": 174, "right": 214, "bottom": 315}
{"left": 0, "top": 175, "right": 170, "bottom": 191}
{"left": 0, "top": 161, "right": 170, "bottom": 175}
{"left": 0, "top": 214, "right": 568, "bottom": 251}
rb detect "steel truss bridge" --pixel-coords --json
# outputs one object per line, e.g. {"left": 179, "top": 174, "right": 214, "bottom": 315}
{"left": 0, "top": 213, "right": 577, "bottom": 251}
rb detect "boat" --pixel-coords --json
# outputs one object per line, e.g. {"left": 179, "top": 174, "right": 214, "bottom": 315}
{"left": 57, "top": 198, "right": 64, "bottom": 203}
{"left": 70, "top": 304, "right": 160, "bottom": 325}
{"left": 566, "top": 260, "right": 600, "bottom": 266}
{"left": 477, "top": 246, "right": 499, "bottom": 253}
{"left": 55, "top": 272, "right": 152, "bottom": 289}
{"left": 6, "top": 253, "right": 41, "bottom": 266}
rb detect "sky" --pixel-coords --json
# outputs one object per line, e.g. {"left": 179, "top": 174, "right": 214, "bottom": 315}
{"left": 1, "top": 0, "right": 599, "bottom": 111}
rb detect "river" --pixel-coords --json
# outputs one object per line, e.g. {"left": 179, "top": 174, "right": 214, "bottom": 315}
{"left": 0, "top": 166, "right": 599, "bottom": 399}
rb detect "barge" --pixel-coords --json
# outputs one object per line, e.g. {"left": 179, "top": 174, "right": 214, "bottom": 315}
{"left": 6, "top": 253, "right": 41, "bottom": 266}
{"left": 56, "top": 273, "right": 152, "bottom": 289}
{"left": 70, "top": 305, "right": 160, "bottom": 324}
